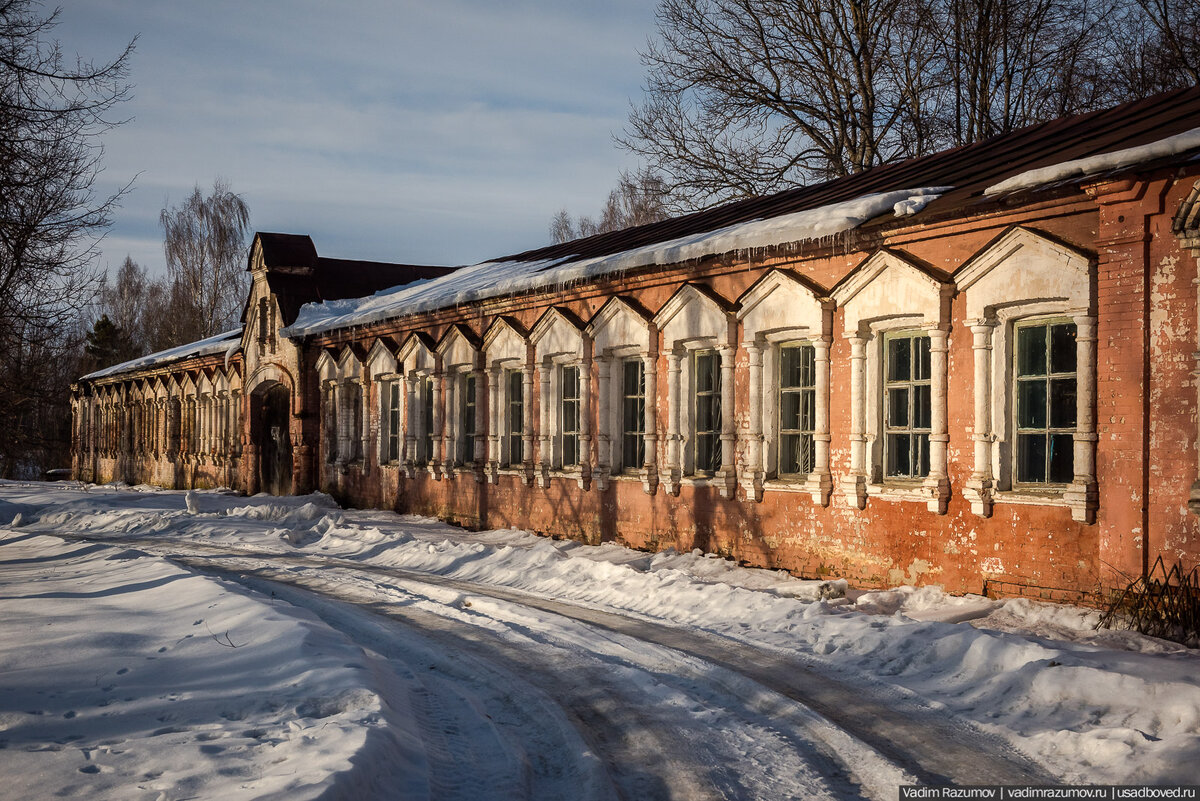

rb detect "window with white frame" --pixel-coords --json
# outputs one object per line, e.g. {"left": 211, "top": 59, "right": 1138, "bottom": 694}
{"left": 323, "top": 383, "right": 338, "bottom": 462}
{"left": 955, "top": 227, "right": 1095, "bottom": 521}
{"left": 693, "top": 349, "right": 721, "bottom": 473}
{"left": 505, "top": 369, "right": 523, "bottom": 466}
{"left": 778, "top": 343, "right": 816, "bottom": 477}
{"left": 621, "top": 359, "right": 645, "bottom": 471}
{"left": 560, "top": 364, "right": 580, "bottom": 467}
{"left": 1014, "top": 319, "right": 1077, "bottom": 485}
{"left": 345, "top": 382, "right": 364, "bottom": 462}
{"left": 416, "top": 376, "right": 432, "bottom": 465}
{"left": 382, "top": 380, "right": 401, "bottom": 464}
{"left": 883, "top": 332, "right": 932, "bottom": 480}
{"left": 457, "top": 373, "right": 476, "bottom": 466}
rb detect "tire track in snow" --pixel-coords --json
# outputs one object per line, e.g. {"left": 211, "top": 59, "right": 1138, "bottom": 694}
{"left": 61, "top": 534, "right": 1055, "bottom": 791}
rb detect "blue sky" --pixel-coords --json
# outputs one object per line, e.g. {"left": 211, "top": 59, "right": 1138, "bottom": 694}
{"left": 57, "top": 0, "right": 658, "bottom": 275}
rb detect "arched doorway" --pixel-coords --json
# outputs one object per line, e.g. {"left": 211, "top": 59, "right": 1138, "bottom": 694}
{"left": 257, "top": 382, "right": 293, "bottom": 495}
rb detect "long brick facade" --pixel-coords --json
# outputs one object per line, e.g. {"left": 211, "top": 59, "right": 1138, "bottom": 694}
{"left": 71, "top": 91, "right": 1200, "bottom": 602}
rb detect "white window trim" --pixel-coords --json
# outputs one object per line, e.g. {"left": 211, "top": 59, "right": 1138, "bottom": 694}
{"left": 586, "top": 298, "right": 657, "bottom": 493}
{"left": 655, "top": 285, "right": 734, "bottom": 498}
{"left": 376, "top": 373, "right": 403, "bottom": 466}
{"left": 967, "top": 304, "right": 1096, "bottom": 519}
{"left": 957, "top": 227, "right": 1096, "bottom": 523}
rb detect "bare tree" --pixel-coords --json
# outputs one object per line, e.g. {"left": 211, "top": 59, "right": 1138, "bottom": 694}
{"left": 620, "top": 0, "right": 1138, "bottom": 209}
{"left": 618, "top": 0, "right": 929, "bottom": 209}
{"left": 923, "top": 0, "right": 1110, "bottom": 146}
{"left": 159, "top": 179, "right": 251, "bottom": 342}
{"left": 0, "top": 0, "right": 133, "bottom": 475}
{"left": 97, "top": 256, "right": 149, "bottom": 351}
{"left": 550, "top": 168, "right": 672, "bottom": 244}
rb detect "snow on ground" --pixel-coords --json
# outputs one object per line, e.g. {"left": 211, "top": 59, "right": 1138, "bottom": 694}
{"left": 0, "top": 527, "right": 417, "bottom": 800}
{"left": 3, "top": 481, "right": 1200, "bottom": 793}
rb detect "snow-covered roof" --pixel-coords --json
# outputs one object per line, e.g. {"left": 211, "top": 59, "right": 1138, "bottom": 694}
{"left": 82, "top": 328, "right": 243, "bottom": 381}
{"left": 985, "top": 126, "right": 1200, "bottom": 196}
{"left": 282, "top": 188, "right": 948, "bottom": 338}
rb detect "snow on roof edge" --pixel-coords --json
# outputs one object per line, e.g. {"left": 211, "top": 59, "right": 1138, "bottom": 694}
{"left": 82, "top": 328, "right": 244, "bottom": 382}
{"left": 984, "top": 126, "right": 1200, "bottom": 197}
{"left": 281, "top": 187, "right": 951, "bottom": 340}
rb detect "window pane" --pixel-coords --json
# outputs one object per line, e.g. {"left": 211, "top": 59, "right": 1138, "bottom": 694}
{"left": 887, "top": 387, "right": 909, "bottom": 427}
{"left": 697, "top": 433, "right": 719, "bottom": 472}
{"left": 562, "top": 366, "right": 579, "bottom": 401}
{"left": 781, "top": 347, "right": 802, "bottom": 388}
{"left": 1049, "top": 378, "right": 1077, "bottom": 428}
{"left": 916, "top": 433, "right": 930, "bottom": 477}
{"left": 696, "top": 351, "right": 715, "bottom": 392}
{"left": 624, "top": 432, "right": 644, "bottom": 469}
{"left": 624, "top": 359, "right": 643, "bottom": 395}
{"left": 886, "top": 433, "right": 910, "bottom": 477}
{"left": 1016, "top": 433, "right": 1046, "bottom": 482}
{"left": 780, "top": 391, "right": 801, "bottom": 430}
{"left": 887, "top": 337, "right": 911, "bottom": 381}
{"left": 1049, "top": 323, "right": 1078, "bottom": 374}
{"left": 798, "top": 433, "right": 815, "bottom": 475}
{"left": 1049, "top": 434, "right": 1074, "bottom": 483}
{"left": 1017, "top": 325, "right": 1047, "bottom": 376}
{"left": 697, "top": 395, "right": 715, "bottom": 430}
{"left": 914, "top": 335, "right": 931, "bottom": 381}
{"left": 1017, "top": 380, "right": 1047, "bottom": 429}
{"left": 780, "top": 433, "right": 799, "bottom": 474}
{"left": 913, "top": 384, "right": 931, "bottom": 429}
{"left": 563, "top": 434, "right": 577, "bottom": 467}
{"left": 799, "top": 389, "right": 815, "bottom": 431}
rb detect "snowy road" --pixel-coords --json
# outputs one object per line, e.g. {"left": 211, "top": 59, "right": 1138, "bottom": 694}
{"left": 6, "top": 483, "right": 1200, "bottom": 799}
{"left": 66, "top": 534, "right": 1052, "bottom": 798}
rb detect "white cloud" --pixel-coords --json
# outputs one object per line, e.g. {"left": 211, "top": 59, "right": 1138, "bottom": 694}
{"left": 55, "top": 0, "right": 657, "bottom": 272}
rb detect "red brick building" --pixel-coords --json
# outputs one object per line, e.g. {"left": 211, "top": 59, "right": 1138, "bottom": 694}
{"left": 73, "top": 88, "right": 1200, "bottom": 601}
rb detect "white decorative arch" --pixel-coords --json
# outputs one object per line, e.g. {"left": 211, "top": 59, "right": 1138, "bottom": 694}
{"left": 833, "top": 250, "right": 954, "bottom": 513}
{"left": 586, "top": 296, "right": 658, "bottom": 492}
{"left": 531, "top": 308, "right": 591, "bottom": 487}
{"left": 737, "top": 269, "right": 833, "bottom": 503}
{"left": 436, "top": 325, "right": 485, "bottom": 476}
{"left": 653, "top": 283, "right": 736, "bottom": 497}
{"left": 482, "top": 317, "right": 531, "bottom": 483}
{"left": 956, "top": 226, "right": 1096, "bottom": 522}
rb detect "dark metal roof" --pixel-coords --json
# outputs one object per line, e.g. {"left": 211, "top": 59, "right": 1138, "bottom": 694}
{"left": 499, "top": 85, "right": 1200, "bottom": 266}
{"left": 256, "top": 232, "right": 318, "bottom": 270}
{"left": 250, "top": 232, "right": 457, "bottom": 324}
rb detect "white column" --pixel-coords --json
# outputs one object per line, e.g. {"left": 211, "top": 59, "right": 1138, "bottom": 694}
{"left": 404, "top": 372, "right": 417, "bottom": 476}
{"left": 473, "top": 367, "right": 487, "bottom": 480}
{"left": 431, "top": 370, "right": 443, "bottom": 479}
{"left": 487, "top": 365, "right": 501, "bottom": 483}
{"left": 717, "top": 344, "right": 736, "bottom": 498}
{"left": 537, "top": 360, "right": 552, "bottom": 487}
{"left": 641, "top": 351, "right": 658, "bottom": 494}
{"left": 579, "top": 347, "right": 592, "bottom": 489}
{"left": 742, "top": 343, "right": 763, "bottom": 501}
{"left": 444, "top": 373, "right": 458, "bottom": 475}
{"left": 664, "top": 349, "right": 683, "bottom": 495}
{"left": 1066, "top": 314, "right": 1098, "bottom": 523}
{"left": 925, "top": 327, "right": 951, "bottom": 514}
{"left": 522, "top": 364, "right": 535, "bottom": 485}
{"left": 360, "top": 378, "right": 371, "bottom": 467}
{"left": 965, "top": 321, "right": 995, "bottom": 516}
{"left": 595, "top": 356, "right": 610, "bottom": 490}
{"left": 810, "top": 338, "right": 833, "bottom": 506}
{"left": 842, "top": 333, "right": 868, "bottom": 508}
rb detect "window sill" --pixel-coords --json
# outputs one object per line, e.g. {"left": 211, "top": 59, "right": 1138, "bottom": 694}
{"left": 762, "top": 477, "right": 811, "bottom": 493}
{"left": 992, "top": 489, "right": 1069, "bottom": 507}
{"left": 867, "top": 482, "right": 931, "bottom": 500}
